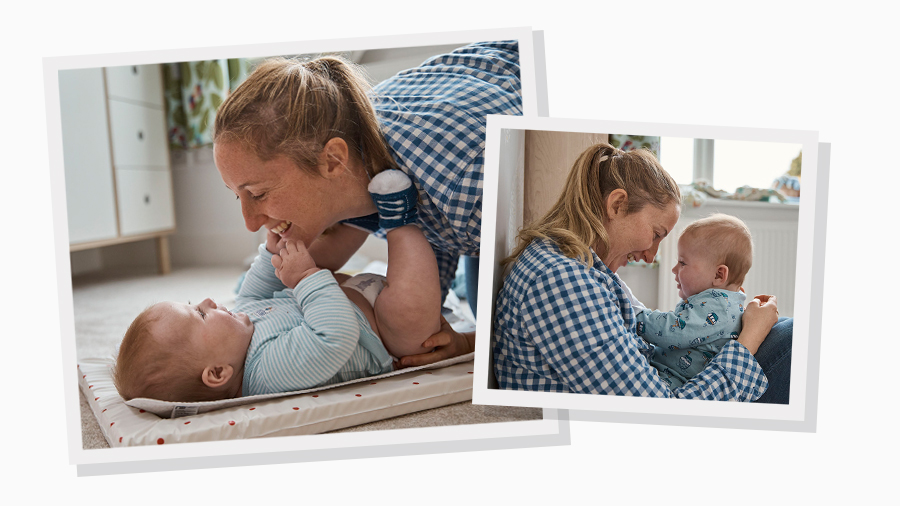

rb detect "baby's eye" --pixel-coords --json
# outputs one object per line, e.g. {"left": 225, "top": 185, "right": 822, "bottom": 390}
{"left": 196, "top": 307, "right": 206, "bottom": 319}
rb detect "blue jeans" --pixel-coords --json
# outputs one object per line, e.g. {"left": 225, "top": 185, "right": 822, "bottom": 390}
{"left": 752, "top": 317, "right": 792, "bottom": 404}
{"left": 464, "top": 256, "right": 479, "bottom": 318}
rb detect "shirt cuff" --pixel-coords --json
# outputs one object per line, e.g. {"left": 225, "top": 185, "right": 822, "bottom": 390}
{"left": 257, "top": 242, "right": 275, "bottom": 261}
{"left": 714, "top": 340, "right": 769, "bottom": 401}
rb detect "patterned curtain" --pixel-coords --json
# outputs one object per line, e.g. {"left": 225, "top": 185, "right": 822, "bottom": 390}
{"left": 609, "top": 134, "right": 661, "bottom": 160}
{"left": 163, "top": 59, "right": 250, "bottom": 149}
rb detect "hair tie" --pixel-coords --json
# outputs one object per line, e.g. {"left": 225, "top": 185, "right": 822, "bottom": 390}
{"left": 597, "top": 155, "right": 609, "bottom": 163}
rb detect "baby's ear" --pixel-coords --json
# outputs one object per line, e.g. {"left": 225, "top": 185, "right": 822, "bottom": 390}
{"left": 201, "top": 365, "right": 234, "bottom": 389}
{"left": 713, "top": 264, "right": 730, "bottom": 287}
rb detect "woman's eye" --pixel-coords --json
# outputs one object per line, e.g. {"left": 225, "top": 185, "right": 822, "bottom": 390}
{"left": 250, "top": 192, "right": 267, "bottom": 201}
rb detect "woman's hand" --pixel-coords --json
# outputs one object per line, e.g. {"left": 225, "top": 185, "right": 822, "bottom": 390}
{"left": 737, "top": 295, "right": 779, "bottom": 355}
{"left": 396, "top": 316, "right": 475, "bottom": 368}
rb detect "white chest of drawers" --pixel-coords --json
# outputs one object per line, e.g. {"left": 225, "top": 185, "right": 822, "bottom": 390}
{"left": 59, "top": 64, "right": 176, "bottom": 274}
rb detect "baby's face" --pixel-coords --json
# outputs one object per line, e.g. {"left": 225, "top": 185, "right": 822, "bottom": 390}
{"left": 672, "top": 236, "right": 719, "bottom": 300}
{"left": 153, "top": 298, "right": 254, "bottom": 369}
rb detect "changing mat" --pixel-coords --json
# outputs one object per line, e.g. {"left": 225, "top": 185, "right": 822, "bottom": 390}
{"left": 78, "top": 353, "right": 475, "bottom": 447}
{"left": 77, "top": 261, "right": 479, "bottom": 447}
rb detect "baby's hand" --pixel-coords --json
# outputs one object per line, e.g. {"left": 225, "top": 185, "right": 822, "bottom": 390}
{"left": 271, "top": 240, "right": 320, "bottom": 288}
{"left": 265, "top": 229, "right": 288, "bottom": 254}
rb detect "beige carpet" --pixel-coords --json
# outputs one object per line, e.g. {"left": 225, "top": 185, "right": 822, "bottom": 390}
{"left": 72, "top": 265, "right": 541, "bottom": 449}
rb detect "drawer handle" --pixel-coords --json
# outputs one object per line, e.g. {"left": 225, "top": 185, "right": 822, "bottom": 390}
{"left": 132, "top": 66, "right": 138, "bottom": 75}
{"left": 137, "top": 130, "right": 143, "bottom": 140}
{"left": 144, "top": 195, "right": 150, "bottom": 205}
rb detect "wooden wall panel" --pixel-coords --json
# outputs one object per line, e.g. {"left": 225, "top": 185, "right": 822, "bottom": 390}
{"left": 523, "top": 130, "right": 608, "bottom": 225}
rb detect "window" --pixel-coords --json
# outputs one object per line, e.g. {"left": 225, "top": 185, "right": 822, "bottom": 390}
{"left": 658, "top": 137, "right": 802, "bottom": 193}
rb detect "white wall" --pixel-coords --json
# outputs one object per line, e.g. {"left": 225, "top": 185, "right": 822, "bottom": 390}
{"left": 487, "top": 127, "right": 525, "bottom": 389}
{"left": 168, "top": 147, "right": 263, "bottom": 268}
{"left": 354, "top": 44, "right": 469, "bottom": 82}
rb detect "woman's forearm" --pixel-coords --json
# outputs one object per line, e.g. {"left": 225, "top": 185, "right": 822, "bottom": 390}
{"left": 736, "top": 328, "right": 765, "bottom": 355}
{"left": 307, "top": 223, "right": 369, "bottom": 271}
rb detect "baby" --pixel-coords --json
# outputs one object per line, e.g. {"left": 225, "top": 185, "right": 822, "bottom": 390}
{"left": 114, "top": 170, "right": 444, "bottom": 402}
{"left": 634, "top": 213, "right": 753, "bottom": 389}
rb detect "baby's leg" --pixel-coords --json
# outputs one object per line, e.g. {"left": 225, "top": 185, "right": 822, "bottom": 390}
{"left": 374, "top": 225, "right": 441, "bottom": 357}
{"left": 367, "top": 170, "right": 442, "bottom": 358}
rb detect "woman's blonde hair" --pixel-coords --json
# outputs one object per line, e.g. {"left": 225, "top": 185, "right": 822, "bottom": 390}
{"left": 213, "top": 55, "right": 396, "bottom": 176}
{"left": 504, "top": 142, "right": 681, "bottom": 267}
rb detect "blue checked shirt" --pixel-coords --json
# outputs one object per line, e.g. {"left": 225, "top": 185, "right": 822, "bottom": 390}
{"left": 492, "top": 239, "right": 768, "bottom": 400}
{"left": 350, "top": 40, "right": 522, "bottom": 299}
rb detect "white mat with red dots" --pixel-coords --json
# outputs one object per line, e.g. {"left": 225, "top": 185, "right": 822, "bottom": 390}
{"left": 78, "top": 353, "right": 475, "bottom": 447}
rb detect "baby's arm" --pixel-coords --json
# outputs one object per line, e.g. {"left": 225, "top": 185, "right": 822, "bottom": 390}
{"left": 639, "top": 294, "right": 739, "bottom": 348}
{"left": 636, "top": 307, "right": 703, "bottom": 350}
{"left": 635, "top": 302, "right": 716, "bottom": 349}
{"left": 248, "top": 270, "right": 362, "bottom": 393}
{"left": 236, "top": 234, "right": 291, "bottom": 304}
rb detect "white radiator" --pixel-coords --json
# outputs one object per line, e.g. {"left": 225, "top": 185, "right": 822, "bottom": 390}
{"left": 656, "top": 203, "right": 799, "bottom": 317}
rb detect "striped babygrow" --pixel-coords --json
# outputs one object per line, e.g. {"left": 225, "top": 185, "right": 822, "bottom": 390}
{"left": 239, "top": 244, "right": 393, "bottom": 397}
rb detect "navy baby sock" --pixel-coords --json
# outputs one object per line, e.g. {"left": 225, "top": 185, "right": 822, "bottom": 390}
{"left": 367, "top": 170, "right": 418, "bottom": 230}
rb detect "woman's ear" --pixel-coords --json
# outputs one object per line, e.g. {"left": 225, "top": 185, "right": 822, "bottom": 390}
{"left": 712, "top": 264, "right": 730, "bottom": 287}
{"left": 606, "top": 189, "right": 629, "bottom": 218}
{"left": 319, "top": 137, "right": 350, "bottom": 179}
{"left": 201, "top": 364, "right": 234, "bottom": 389}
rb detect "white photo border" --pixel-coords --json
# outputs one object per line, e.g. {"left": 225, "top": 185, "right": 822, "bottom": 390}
{"left": 45, "top": 27, "right": 570, "bottom": 472}
{"left": 474, "top": 115, "right": 824, "bottom": 432}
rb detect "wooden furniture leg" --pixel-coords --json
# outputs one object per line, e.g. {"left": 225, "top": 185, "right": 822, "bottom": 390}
{"left": 156, "top": 235, "right": 171, "bottom": 275}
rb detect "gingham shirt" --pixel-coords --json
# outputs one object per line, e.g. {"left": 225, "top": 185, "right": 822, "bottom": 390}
{"left": 363, "top": 40, "right": 522, "bottom": 299}
{"left": 238, "top": 244, "right": 393, "bottom": 397}
{"left": 492, "top": 239, "right": 768, "bottom": 400}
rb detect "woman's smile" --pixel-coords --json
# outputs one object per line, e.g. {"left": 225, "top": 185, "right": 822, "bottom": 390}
{"left": 270, "top": 220, "right": 292, "bottom": 235}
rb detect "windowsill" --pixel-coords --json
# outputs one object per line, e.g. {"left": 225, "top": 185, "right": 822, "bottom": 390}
{"left": 681, "top": 197, "right": 800, "bottom": 222}
{"left": 685, "top": 197, "right": 799, "bottom": 209}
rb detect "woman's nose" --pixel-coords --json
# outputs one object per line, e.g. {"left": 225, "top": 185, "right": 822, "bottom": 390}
{"left": 241, "top": 199, "right": 268, "bottom": 233}
{"left": 640, "top": 245, "right": 659, "bottom": 264}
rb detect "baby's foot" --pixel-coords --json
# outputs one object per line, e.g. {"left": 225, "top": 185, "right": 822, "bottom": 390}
{"left": 368, "top": 170, "right": 418, "bottom": 230}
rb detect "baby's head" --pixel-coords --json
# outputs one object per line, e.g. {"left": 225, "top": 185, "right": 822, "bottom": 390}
{"left": 114, "top": 298, "right": 254, "bottom": 402}
{"left": 672, "top": 213, "right": 753, "bottom": 300}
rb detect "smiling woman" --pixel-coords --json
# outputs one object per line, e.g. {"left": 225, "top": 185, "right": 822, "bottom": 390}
{"left": 213, "top": 137, "right": 375, "bottom": 248}
{"left": 211, "top": 41, "right": 524, "bottom": 366}
{"left": 492, "top": 142, "right": 783, "bottom": 400}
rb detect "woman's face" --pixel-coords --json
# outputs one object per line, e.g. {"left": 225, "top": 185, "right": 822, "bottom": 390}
{"left": 601, "top": 198, "right": 680, "bottom": 272}
{"left": 213, "top": 141, "right": 335, "bottom": 246}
